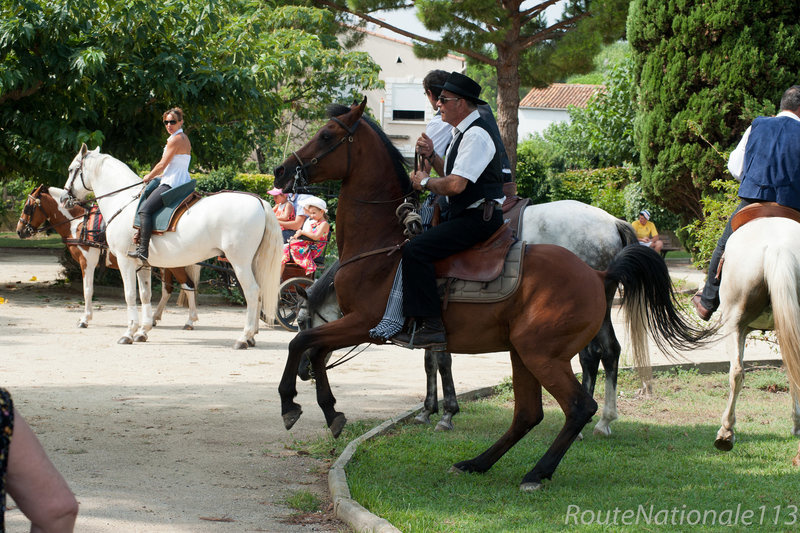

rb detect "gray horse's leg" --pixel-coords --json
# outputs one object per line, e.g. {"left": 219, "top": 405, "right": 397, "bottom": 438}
{"left": 415, "top": 349, "right": 439, "bottom": 424}
{"left": 435, "top": 349, "right": 459, "bottom": 431}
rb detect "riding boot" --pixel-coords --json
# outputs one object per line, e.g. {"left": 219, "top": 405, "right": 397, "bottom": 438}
{"left": 128, "top": 216, "right": 152, "bottom": 266}
{"left": 391, "top": 317, "right": 447, "bottom": 350}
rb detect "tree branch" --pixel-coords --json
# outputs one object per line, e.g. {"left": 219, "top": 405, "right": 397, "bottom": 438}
{"left": 520, "top": 11, "right": 590, "bottom": 48}
{"left": 0, "top": 81, "right": 44, "bottom": 105}
{"left": 316, "top": 0, "right": 495, "bottom": 65}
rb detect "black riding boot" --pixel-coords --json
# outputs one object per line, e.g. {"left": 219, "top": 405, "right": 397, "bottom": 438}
{"left": 128, "top": 216, "right": 152, "bottom": 266}
{"left": 391, "top": 317, "right": 447, "bottom": 350}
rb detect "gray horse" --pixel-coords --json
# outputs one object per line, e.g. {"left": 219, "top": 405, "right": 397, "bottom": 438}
{"left": 297, "top": 199, "right": 641, "bottom": 435}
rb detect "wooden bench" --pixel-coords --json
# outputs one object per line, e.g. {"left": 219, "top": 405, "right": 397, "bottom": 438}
{"left": 658, "top": 229, "right": 684, "bottom": 257}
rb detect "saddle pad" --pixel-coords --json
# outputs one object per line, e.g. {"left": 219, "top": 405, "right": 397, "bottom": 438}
{"left": 436, "top": 240, "right": 525, "bottom": 304}
{"left": 731, "top": 201, "right": 800, "bottom": 232}
{"left": 81, "top": 204, "right": 106, "bottom": 245}
{"left": 501, "top": 195, "right": 530, "bottom": 239}
{"left": 134, "top": 179, "right": 197, "bottom": 232}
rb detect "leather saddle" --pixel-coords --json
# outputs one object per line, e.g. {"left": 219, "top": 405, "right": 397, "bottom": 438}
{"left": 133, "top": 179, "right": 202, "bottom": 234}
{"left": 731, "top": 201, "right": 800, "bottom": 232}
{"left": 434, "top": 222, "right": 516, "bottom": 283}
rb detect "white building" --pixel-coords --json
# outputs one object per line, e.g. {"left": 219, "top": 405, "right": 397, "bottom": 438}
{"left": 343, "top": 27, "right": 465, "bottom": 159}
{"left": 518, "top": 83, "right": 603, "bottom": 141}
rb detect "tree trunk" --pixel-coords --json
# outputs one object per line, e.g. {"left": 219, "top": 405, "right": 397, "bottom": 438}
{"left": 495, "top": 44, "right": 520, "bottom": 182}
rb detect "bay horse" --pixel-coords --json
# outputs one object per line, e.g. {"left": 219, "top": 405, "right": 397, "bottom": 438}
{"left": 273, "top": 99, "right": 713, "bottom": 490}
{"left": 297, "top": 201, "right": 641, "bottom": 434}
{"left": 712, "top": 216, "right": 800, "bottom": 464}
{"left": 62, "top": 144, "right": 283, "bottom": 348}
{"left": 16, "top": 185, "right": 201, "bottom": 329}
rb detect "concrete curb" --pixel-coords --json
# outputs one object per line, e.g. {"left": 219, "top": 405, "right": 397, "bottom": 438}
{"left": 328, "top": 359, "right": 785, "bottom": 532}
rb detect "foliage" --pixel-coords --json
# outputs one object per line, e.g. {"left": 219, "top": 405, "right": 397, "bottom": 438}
{"left": 541, "top": 51, "right": 637, "bottom": 169}
{"left": 548, "top": 167, "right": 631, "bottom": 218}
{"left": 345, "top": 368, "right": 797, "bottom": 532}
{"left": 514, "top": 136, "right": 560, "bottom": 203}
{"left": 685, "top": 178, "right": 739, "bottom": 269}
{"left": 316, "top": 0, "right": 630, "bottom": 172}
{"left": 627, "top": 0, "right": 800, "bottom": 223}
{"left": 0, "top": 174, "right": 36, "bottom": 224}
{"left": 566, "top": 40, "right": 631, "bottom": 84}
{"left": 0, "top": 0, "right": 382, "bottom": 184}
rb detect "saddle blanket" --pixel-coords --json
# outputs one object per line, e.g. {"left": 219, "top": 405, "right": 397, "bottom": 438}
{"left": 79, "top": 204, "right": 106, "bottom": 247}
{"left": 133, "top": 178, "right": 198, "bottom": 232}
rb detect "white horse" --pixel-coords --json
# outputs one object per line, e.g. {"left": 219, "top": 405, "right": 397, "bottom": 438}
{"left": 63, "top": 144, "right": 283, "bottom": 348}
{"left": 714, "top": 217, "right": 800, "bottom": 463}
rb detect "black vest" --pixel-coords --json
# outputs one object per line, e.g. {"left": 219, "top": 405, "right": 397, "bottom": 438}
{"left": 444, "top": 116, "right": 504, "bottom": 217}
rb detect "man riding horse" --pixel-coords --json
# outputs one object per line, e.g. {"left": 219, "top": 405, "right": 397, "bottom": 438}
{"left": 392, "top": 72, "right": 505, "bottom": 349}
{"left": 693, "top": 84, "right": 800, "bottom": 321}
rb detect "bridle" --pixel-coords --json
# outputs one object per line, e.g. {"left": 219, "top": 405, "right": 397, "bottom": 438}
{"left": 290, "top": 116, "right": 359, "bottom": 193}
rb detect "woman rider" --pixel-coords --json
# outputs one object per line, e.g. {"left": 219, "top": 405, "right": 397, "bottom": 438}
{"left": 128, "top": 107, "right": 192, "bottom": 265}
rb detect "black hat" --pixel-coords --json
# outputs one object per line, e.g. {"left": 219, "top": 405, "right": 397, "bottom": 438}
{"left": 434, "top": 72, "right": 487, "bottom": 106}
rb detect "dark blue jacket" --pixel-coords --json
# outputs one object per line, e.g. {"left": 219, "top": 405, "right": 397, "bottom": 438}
{"left": 738, "top": 115, "right": 800, "bottom": 210}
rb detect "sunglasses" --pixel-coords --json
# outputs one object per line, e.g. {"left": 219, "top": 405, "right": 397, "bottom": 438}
{"left": 163, "top": 120, "right": 178, "bottom": 125}
{"left": 437, "top": 96, "right": 461, "bottom": 104}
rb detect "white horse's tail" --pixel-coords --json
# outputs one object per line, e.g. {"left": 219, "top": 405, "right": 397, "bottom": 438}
{"left": 254, "top": 200, "right": 284, "bottom": 323}
{"left": 763, "top": 245, "right": 800, "bottom": 390}
{"left": 176, "top": 264, "right": 202, "bottom": 308}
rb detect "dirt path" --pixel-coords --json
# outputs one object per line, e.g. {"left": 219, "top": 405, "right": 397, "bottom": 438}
{"left": 0, "top": 248, "right": 511, "bottom": 532}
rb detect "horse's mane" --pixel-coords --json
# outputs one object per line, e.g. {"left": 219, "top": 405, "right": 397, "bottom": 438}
{"left": 305, "top": 258, "right": 339, "bottom": 312}
{"left": 327, "top": 104, "right": 411, "bottom": 189}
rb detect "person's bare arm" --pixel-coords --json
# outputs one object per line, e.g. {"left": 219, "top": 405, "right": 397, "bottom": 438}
{"left": 281, "top": 214, "right": 307, "bottom": 231}
{"left": 295, "top": 220, "right": 330, "bottom": 241}
{"left": 143, "top": 134, "right": 188, "bottom": 182}
{"left": 6, "top": 409, "right": 79, "bottom": 532}
{"left": 410, "top": 170, "right": 468, "bottom": 196}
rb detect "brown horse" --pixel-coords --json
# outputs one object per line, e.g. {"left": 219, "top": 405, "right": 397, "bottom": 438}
{"left": 273, "top": 99, "right": 713, "bottom": 490}
{"left": 16, "top": 185, "right": 200, "bottom": 329}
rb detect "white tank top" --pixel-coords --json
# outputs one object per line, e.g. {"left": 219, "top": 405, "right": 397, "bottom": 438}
{"left": 161, "top": 153, "right": 191, "bottom": 188}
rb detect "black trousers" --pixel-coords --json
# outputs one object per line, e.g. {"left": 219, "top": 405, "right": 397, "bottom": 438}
{"left": 402, "top": 207, "right": 503, "bottom": 318}
{"left": 698, "top": 198, "right": 754, "bottom": 312}
{"left": 137, "top": 184, "right": 171, "bottom": 219}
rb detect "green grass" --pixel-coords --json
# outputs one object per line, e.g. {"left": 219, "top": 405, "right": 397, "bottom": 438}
{"left": 343, "top": 369, "right": 800, "bottom": 532}
{"left": 285, "top": 490, "right": 323, "bottom": 513}
{"left": 0, "top": 231, "right": 63, "bottom": 248}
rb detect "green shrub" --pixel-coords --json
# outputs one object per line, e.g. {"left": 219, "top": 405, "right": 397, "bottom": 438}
{"left": 515, "top": 136, "right": 560, "bottom": 203}
{"left": 685, "top": 178, "right": 739, "bottom": 270}
{"left": 195, "top": 166, "right": 242, "bottom": 193}
{"left": 548, "top": 167, "right": 631, "bottom": 218}
{"left": 235, "top": 173, "right": 274, "bottom": 196}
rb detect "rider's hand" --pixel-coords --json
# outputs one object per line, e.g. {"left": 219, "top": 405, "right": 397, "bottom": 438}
{"left": 416, "top": 133, "right": 434, "bottom": 159}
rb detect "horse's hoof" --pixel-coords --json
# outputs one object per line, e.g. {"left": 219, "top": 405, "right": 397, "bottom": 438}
{"left": 133, "top": 333, "right": 147, "bottom": 342}
{"left": 576, "top": 432, "right": 584, "bottom": 441}
{"left": 714, "top": 437, "right": 734, "bottom": 452}
{"left": 283, "top": 408, "right": 302, "bottom": 430}
{"left": 247, "top": 337, "right": 256, "bottom": 347}
{"left": 233, "top": 341, "right": 248, "bottom": 350}
{"left": 183, "top": 324, "right": 194, "bottom": 331}
{"left": 593, "top": 423, "right": 612, "bottom": 437}
{"left": 77, "top": 321, "right": 88, "bottom": 329}
{"left": 435, "top": 420, "right": 454, "bottom": 431}
{"left": 520, "top": 481, "right": 543, "bottom": 492}
{"left": 118, "top": 336, "right": 133, "bottom": 345}
{"left": 152, "top": 320, "right": 159, "bottom": 328}
{"left": 414, "top": 412, "right": 431, "bottom": 425}
{"left": 448, "top": 465, "right": 464, "bottom": 474}
{"left": 329, "top": 413, "right": 347, "bottom": 438}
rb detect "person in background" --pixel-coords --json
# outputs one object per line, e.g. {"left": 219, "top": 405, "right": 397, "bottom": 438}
{"left": 631, "top": 209, "right": 663, "bottom": 254}
{"left": 693, "top": 84, "right": 800, "bottom": 321}
{"left": 267, "top": 188, "right": 296, "bottom": 242}
{"left": 281, "top": 196, "right": 330, "bottom": 276}
{"left": 128, "top": 107, "right": 192, "bottom": 265}
{"left": 1, "top": 388, "right": 78, "bottom": 532}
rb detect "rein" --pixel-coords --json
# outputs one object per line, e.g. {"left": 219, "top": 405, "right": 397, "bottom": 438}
{"left": 291, "top": 116, "right": 359, "bottom": 192}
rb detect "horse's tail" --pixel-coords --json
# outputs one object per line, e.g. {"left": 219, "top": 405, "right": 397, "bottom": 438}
{"left": 255, "top": 199, "right": 285, "bottom": 323}
{"left": 615, "top": 219, "right": 639, "bottom": 248}
{"left": 604, "top": 245, "right": 716, "bottom": 385}
{"left": 763, "top": 245, "right": 800, "bottom": 390}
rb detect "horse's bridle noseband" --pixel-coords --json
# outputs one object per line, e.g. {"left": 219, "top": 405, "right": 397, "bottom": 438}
{"left": 289, "top": 116, "right": 360, "bottom": 192}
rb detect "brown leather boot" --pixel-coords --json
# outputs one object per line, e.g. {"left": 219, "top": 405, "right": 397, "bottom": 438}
{"left": 391, "top": 317, "right": 447, "bottom": 350}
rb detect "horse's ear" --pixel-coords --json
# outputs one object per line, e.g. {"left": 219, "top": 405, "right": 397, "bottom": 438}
{"left": 80, "top": 143, "right": 88, "bottom": 157}
{"left": 355, "top": 97, "right": 367, "bottom": 118}
{"left": 91, "top": 146, "right": 100, "bottom": 154}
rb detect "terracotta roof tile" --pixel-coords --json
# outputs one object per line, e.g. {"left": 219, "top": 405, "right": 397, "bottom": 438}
{"left": 520, "top": 83, "right": 604, "bottom": 110}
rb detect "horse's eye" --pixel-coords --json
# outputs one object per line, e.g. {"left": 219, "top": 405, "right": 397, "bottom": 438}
{"left": 320, "top": 131, "right": 333, "bottom": 142}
